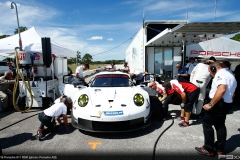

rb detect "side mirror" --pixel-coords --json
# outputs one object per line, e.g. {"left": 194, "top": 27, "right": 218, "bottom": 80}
{"left": 63, "top": 75, "right": 73, "bottom": 84}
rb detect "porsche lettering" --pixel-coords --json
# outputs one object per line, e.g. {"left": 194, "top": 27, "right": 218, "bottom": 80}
{"left": 190, "top": 50, "right": 240, "bottom": 57}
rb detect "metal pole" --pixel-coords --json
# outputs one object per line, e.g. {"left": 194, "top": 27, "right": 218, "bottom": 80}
{"left": 11, "top": 2, "right": 22, "bottom": 51}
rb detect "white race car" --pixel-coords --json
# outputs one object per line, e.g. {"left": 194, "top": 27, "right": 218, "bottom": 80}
{"left": 71, "top": 71, "right": 151, "bottom": 132}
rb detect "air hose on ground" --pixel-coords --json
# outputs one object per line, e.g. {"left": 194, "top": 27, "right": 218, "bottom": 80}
{"left": 13, "top": 47, "right": 33, "bottom": 112}
{"left": 152, "top": 113, "right": 176, "bottom": 160}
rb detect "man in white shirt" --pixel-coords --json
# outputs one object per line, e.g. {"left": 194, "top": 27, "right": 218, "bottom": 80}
{"left": 75, "top": 64, "right": 89, "bottom": 86}
{"left": 195, "top": 61, "right": 237, "bottom": 157}
{"left": 75, "top": 64, "right": 89, "bottom": 80}
{"left": 185, "top": 57, "right": 198, "bottom": 79}
{"left": 190, "top": 60, "right": 212, "bottom": 118}
{"left": 36, "top": 96, "right": 72, "bottom": 141}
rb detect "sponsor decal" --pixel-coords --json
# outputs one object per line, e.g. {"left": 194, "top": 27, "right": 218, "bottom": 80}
{"left": 30, "top": 53, "right": 41, "bottom": 60}
{"left": 190, "top": 50, "right": 240, "bottom": 57}
{"left": 103, "top": 111, "right": 123, "bottom": 116}
{"left": 18, "top": 53, "right": 26, "bottom": 60}
{"left": 217, "top": 76, "right": 222, "bottom": 81}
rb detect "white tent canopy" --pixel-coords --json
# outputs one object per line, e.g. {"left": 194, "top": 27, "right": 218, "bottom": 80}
{"left": 0, "top": 27, "right": 76, "bottom": 58}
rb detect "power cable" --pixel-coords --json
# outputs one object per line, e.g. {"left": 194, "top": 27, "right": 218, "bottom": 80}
{"left": 0, "top": 113, "right": 39, "bottom": 131}
{"left": 92, "top": 32, "right": 138, "bottom": 56}
{"left": 152, "top": 113, "right": 176, "bottom": 160}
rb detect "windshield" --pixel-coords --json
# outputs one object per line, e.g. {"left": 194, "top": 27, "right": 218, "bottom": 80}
{"left": 91, "top": 74, "right": 132, "bottom": 87}
{"left": 68, "top": 76, "right": 84, "bottom": 85}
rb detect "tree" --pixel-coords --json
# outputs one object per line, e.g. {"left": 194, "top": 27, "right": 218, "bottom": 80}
{"left": 230, "top": 33, "right": 240, "bottom": 42}
{"left": 0, "top": 35, "right": 10, "bottom": 39}
{"left": 14, "top": 26, "right": 27, "bottom": 34}
{"left": 76, "top": 51, "right": 81, "bottom": 65}
{"left": 81, "top": 53, "right": 93, "bottom": 64}
{"left": 67, "top": 58, "right": 76, "bottom": 64}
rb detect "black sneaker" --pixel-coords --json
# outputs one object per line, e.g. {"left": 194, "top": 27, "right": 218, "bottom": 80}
{"left": 36, "top": 130, "right": 45, "bottom": 141}
{"left": 195, "top": 146, "right": 215, "bottom": 157}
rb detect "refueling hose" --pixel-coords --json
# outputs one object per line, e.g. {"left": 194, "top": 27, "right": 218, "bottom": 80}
{"left": 13, "top": 47, "right": 33, "bottom": 112}
{"left": 152, "top": 113, "right": 176, "bottom": 160}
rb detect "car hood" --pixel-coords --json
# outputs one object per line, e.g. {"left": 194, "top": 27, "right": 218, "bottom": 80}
{"left": 89, "top": 87, "right": 134, "bottom": 108}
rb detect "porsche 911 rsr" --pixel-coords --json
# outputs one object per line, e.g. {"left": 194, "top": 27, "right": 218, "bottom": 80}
{"left": 71, "top": 71, "right": 151, "bottom": 132}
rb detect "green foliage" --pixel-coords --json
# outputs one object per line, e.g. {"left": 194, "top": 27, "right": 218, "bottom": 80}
{"left": 76, "top": 51, "right": 81, "bottom": 64}
{"left": 0, "top": 35, "right": 10, "bottom": 39}
{"left": 230, "top": 33, "right": 240, "bottom": 42}
{"left": 14, "top": 26, "right": 28, "bottom": 34}
{"left": 67, "top": 58, "right": 76, "bottom": 64}
{"left": 81, "top": 53, "right": 93, "bottom": 64}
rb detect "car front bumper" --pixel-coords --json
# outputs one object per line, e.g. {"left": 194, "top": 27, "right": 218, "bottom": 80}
{"left": 71, "top": 111, "right": 151, "bottom": 133}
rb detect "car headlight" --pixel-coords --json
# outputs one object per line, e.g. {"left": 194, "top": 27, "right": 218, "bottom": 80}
{"left": 133, "top": 93, "right": 144, "bottom": 106}
{"left": 78, "top": 94, "right": 88, "bottom": 107}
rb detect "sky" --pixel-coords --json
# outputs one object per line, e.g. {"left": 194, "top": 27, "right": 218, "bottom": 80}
{"left": 0, "top": 0, "right": 240, "bottom": 61}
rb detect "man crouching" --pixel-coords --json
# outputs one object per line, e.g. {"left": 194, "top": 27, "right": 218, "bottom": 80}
{"left": 36, "top": 96, "right": 72, "bottom": 141}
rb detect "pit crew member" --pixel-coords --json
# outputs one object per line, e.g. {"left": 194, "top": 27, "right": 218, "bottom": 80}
{"left": 195, "top": 61, "right": 237, "bottom": 157}
{"left": 130, "top": 71, "right": 148, "bottom": 85}
{"left": 149, "top": 81, "right": 179, "bottom": 121}
{"left": 162, "top": 79, "right": 199, "bottom": 127}
{"left": 75, "top": 64, "right": 89, "bottom": 86}
{"left": 190, "top": 60, "right": 212, "bottom": 118}
{"left": 0, "top": 71, "right": 15, "bottom": 111}
{"left": 174, "top": 63, "right": 188, "bottom": 81}
{"left": 36, "top": 96, "right": 72, "bottom": 141}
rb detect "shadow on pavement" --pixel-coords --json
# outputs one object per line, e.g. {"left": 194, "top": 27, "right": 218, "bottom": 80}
{"left": 225, "top": 132, "right": 240, "bottom": 154}
{"left": 0, "top": 110, "right": 15, "bottom": 120}
{"left": 41, "top": 125, "right": 76, "bottom": 141}
{"left": 0, "top": 132, "right": 36, "bottom": 149}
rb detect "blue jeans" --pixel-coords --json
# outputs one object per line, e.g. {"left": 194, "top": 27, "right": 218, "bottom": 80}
{"left": 38, "top": 112, "right": 56, "bottom": 135}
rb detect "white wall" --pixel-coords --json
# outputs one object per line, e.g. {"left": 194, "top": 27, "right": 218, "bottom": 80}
{"left": 126, "top": 28, "right": 144, "bottom": 73}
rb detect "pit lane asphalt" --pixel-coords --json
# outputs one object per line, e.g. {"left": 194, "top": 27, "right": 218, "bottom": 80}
{"left": 0, "top": 75, "right": 240, "bottom": 160}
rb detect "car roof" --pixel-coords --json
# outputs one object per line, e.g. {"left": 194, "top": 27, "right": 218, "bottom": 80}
{"left": 95, "top": 71, "right": 129, "bottom": 76}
